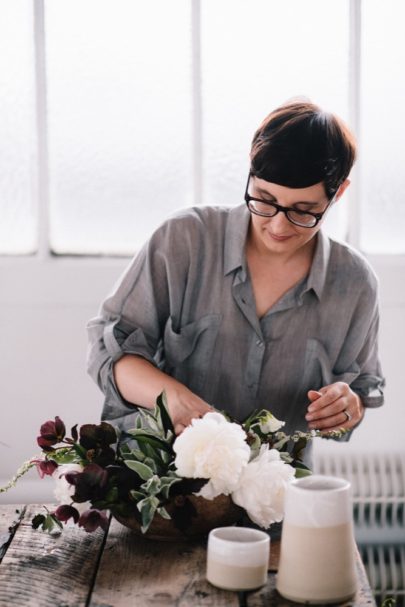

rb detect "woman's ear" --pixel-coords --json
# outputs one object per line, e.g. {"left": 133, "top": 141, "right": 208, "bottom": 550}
{"left": 334, "top": 178, "right": 351, "bottom": 202}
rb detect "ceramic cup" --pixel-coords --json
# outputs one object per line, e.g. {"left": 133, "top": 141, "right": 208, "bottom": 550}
{"left": 276, "top": 475, "right": 357, "bottom": 604}
{"left": 206, "top": 526, "right": 270, "bottom": 591}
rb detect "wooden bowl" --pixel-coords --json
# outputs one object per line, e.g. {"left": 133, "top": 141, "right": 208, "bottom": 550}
{"left": 114, "top": 494, "right": 243, "bottom": 541}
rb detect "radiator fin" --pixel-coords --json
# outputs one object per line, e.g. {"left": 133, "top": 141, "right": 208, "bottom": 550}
{"left": 315, "top": 451, "right": 405, "bottom": 603}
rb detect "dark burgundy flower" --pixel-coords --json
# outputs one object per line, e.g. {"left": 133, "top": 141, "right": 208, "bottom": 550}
{"left": 78, "top": 509, "right": 109, "bottom": 532}
{"left": 71, "top": 424, "right": 78, "bottom": 442}
{"left": 32, "top": 459, "right": 58, "bottom": 479}
{"left": 54, "top": 505, "right": 80, "bottom": 524}
{"left": 79, "top": 422, "right": 116, "bottom": 450}
{"left": 79, "top": 422, "right": 117, "bottom": 466}
{"left": 37, "top": 416, "right": 66, "bottom": 449}
{"left": 64, "top": 464, "right": 109, "bottom": 503}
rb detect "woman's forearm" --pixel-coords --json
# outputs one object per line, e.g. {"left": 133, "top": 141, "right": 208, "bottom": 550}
{"left": 113, "top": 354, "right": 212, "bottom": 433}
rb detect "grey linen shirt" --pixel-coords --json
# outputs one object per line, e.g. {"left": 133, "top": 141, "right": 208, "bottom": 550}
{"left": 87, "top": 204, "right": 385, "bottom": 439}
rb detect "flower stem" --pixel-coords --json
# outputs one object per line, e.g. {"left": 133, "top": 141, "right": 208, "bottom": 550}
{"left": 0, "top": 459, "right": 36, "bottom": 493}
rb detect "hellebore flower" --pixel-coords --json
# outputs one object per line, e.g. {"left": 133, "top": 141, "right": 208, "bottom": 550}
{"left": 79, "top": 422, "right": 117, "bottom": 466}
{"left": 37, "top": 416, "right": 66, "bottom": 449}
{"left": 78, "top": 509, "right": 109, "bottom": 532}
{"left": 79, "top": 422, "right": 116, "bottom": 450}
{"left": 64, "top": 463, "right": 109, "bottom": 503}
{"left": 54, "top": 464, "right": 90, "bottom": 514}
{"left": 32, "top": 459, "right": 58, "bottom": 479}
{"left": 54, "top": 504, "right": 80, "bottom": 524}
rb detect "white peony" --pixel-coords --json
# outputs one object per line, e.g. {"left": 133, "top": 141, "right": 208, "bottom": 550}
{"left": 54, "top": 464, "right": 90, "bottom": 514}
{"left": 257, "top": 411, "right": 285, "bottom": 434}
{"left": 232, "top": 445, "right": 295, "bottom": 528}
{"left": 173, "top": 412, "right": 250, "bottom": 499}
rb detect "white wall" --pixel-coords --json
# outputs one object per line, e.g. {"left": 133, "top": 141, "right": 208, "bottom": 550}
{"left": 0, "top": 254, "right": 404, "bottom": 503}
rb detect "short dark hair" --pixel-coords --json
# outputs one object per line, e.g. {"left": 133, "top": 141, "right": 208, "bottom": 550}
{"left": 250, "top": 100, "right": 357, "bottom": 199}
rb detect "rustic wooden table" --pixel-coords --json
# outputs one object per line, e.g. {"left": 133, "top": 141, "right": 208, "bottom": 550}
{"left": 0, "top": 505, "right": 376, "bottom": 607}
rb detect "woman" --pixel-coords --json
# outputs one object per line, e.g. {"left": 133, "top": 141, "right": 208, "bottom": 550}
{"left": 87, "top": 100, "right": 384, "bottom": 446}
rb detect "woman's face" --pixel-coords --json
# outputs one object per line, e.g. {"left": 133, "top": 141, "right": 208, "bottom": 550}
{"left": 247, "top": 177, "right": 348, "bottom": 258}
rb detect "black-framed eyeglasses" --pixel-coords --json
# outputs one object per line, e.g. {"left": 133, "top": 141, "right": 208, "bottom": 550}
{"left": 244, "top": 173, "right": 335, "bottom": 228}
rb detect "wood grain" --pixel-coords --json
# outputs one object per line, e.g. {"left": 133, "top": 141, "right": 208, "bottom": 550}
{"left": 89, "top": 517, "right": 239, "bottom": 607}
{"left": 247, "top": 547, "right": 376, "bottom": 607}
{"left": 0, "top": 505, "right": 25, "bottom": 562}
{"left": 0, "top": 504, "right": 107, "bottom": 607}
{"left": 0, "top": 505, "right": 377, "bottom": 607}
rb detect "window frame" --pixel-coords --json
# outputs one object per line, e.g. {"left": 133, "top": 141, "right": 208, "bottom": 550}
{"left": 1, "top": 0, "right": 404, "bottom": 264}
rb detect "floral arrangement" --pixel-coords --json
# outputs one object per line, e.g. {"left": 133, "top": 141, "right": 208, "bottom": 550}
{"left": 1, "top": 393, "right": 342, "bottom": 535}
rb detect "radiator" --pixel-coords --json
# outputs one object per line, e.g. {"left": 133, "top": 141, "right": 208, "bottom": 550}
{"left": 314, "top": 452, "right": 405, "bottom": 606}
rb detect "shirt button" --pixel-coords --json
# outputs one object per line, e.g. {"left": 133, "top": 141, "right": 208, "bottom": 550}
{"left": 256, "top": 340, "right": 264, "bottom": 347}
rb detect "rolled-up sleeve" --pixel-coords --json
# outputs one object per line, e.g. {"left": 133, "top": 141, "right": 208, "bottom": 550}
{"left": 332, "top": 263, "right": 385, "bottom": 409}
{"left": 349, "top": 298, "right": 385, "bottom": 408}
{"left": 86, "top": 218, "right": 189, "bottom": 418}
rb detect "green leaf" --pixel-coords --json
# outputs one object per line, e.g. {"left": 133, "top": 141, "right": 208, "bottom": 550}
{"left": 124, "top": 460, "right": 154, "bottom": 480}
{"left": 159, "top": 475, "right": 182, "bottom": 499}
{"left": 272, "top": 436, "right": 290, "bottom": 450}
{"left": 126, "top": 430, "right": 174, "bottom": 455}
{"left": 137, "top": 496, "right": 160, "bottom": 533}
{"left": 141, "top": 475, "right": 161, "bottom": 496}
{"left": 51, "top": 448, "right": 82, "bottom": 465}
{"left": 291, "top": 436, "right": 309, "bottom": 460}
{"left": 119, "top": 444, "right": 146, "bottom": 462}
{"left": 241, "top": 408, "right": 265, "bottom": 430}
{"left": 32, "top": 514, "right": 46, "bottom": 529}
{"left": 294, "top": 467, "right": 313, "bottom": 478}
{"left": 143, "top": 457, "right": 158, "bottom": 473}
{"left": 72, "top": 443, "right": 89, "bottom": 461}
{"left": 103, "top": 485, "right": 119, "bottom": 504}
{"left": 130, "top": 490, "right": 146, "bottom": 502}
{"left": 160, "top": 450, "right": 172, "bottom": 465}
{"left": 279, "top": 452, "right": 293, "bottom": 464}
{"left": 157, "top": 506, "right": 171, "bottom": 520}
{"left": 40, "top": 513, "right": 62, "bottom": 534}
{"left": 155, "top": 391, "right": 175, "bottom": 436}
{"left": 137, "top": 407, "right": 160, "bottom": 433}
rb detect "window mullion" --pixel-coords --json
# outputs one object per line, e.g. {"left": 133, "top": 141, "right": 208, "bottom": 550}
{"left": 191, "top": 0, "right": 203, "bottom": 207}
{"left": 33, "top": 0, "right": 50, "bottom": 259}
{"left": 347, "top": 0, "right": 362, "bottom": 248}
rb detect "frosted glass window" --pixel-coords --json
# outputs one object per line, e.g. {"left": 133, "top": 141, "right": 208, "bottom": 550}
{"left": 0, "top": 1, "right": 37, "bottom": 254}
{"left": 360, "top": 0, "right": 405, "bottom": 254}
{"left": 201, "top": 0, "right": 350, "bottom": 242}
{"left": 45, "top": 0, "right": 192, "bottom": 255}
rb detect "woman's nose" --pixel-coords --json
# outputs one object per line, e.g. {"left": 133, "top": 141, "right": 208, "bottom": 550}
{"left": 265, "top": 210, "right": 292, "bottom": 232}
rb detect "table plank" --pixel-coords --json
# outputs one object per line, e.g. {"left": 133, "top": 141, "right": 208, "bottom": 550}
{"left": 89, "top": 517, "right": 239, "bottom": 607}
{"left": 0, "top": 504, "right": 107, "bottom": 607}
{"left": 247, "top": 547, "right": 376, "bottom": 607}
{"left": 0, "top": 505, "right": 25, "bottom": 562}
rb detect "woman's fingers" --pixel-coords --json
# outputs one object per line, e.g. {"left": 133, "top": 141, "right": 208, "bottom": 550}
{"left": 169, "top": 396, "right": 214, "bottom": 434}
{"left": 306, "top": 382, "right": 364, "bottom": 430}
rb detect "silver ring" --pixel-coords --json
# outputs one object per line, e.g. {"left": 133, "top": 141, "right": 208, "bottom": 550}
{"left": 343, "top": 409, "right": 352, "bottom": 422}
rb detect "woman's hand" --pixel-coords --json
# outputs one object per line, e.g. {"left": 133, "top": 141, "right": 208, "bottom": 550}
{"left": 165, "top": 387, "right": 214, "bottom": 435}
{"left": 305, "top": 382, "right": 365, "bottom": 432}
{"left": 113, "top": 354, "right": 213, "bottom": 435}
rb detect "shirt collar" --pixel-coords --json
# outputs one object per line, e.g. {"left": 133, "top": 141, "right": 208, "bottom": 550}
{"left": 224, "top": 204, "right": 251, "bottom": 276}
{"left": 305, "top": 229, "right": 331, "bottom": 300}
{"left": 223, "top": 204, "right": 331, "bottom": 299}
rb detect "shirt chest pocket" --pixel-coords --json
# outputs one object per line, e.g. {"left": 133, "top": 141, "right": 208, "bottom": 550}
{"left": 163, "top": 314, "right": 222, "bottom": 393}
{"left": 303, "top": 338, "right": 360, "bottom": 389}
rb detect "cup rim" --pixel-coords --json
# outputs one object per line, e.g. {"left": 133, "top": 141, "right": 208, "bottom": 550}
{"left": 290, "top": 474, "right": 350, "bottom": 492}
{"left": 209, "top": 526, "right": 270, "bottom": 546}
